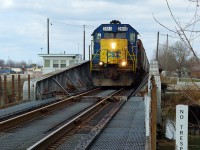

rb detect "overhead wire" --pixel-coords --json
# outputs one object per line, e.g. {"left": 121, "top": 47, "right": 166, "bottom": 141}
{"left": 50, "top": 20, "right": 95, "bottom": 29}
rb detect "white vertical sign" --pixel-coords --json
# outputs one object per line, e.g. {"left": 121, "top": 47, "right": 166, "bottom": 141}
{"left": 176, "top": 105, "right": 188, "bottom": 150}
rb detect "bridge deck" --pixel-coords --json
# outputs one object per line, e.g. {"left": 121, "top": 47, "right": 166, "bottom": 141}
{"left": 90, "top": 96, "right": 146, "bottom": 150}
{"left": 0, "top": 98, "right": 58, "bottom": 120}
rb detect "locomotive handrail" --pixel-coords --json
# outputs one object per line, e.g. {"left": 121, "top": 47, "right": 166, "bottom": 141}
{"left": 126, "top": 50, "right": 135, "bottom": 61}
{"left": 91, "top": 50, "right": 100, "bottom": 59}
{"left": 126, "top": 50, "right": 136, "bottom": 71}
{"left": 90, "top": 49, "right": 100, "bottom": 71}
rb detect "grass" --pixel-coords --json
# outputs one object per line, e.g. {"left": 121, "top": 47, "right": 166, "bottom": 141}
{"left": 161, "top": 75, "right": 200, "bottom": 84}
{"left": 179, "top": 78, "right": 200, "bottom": 82}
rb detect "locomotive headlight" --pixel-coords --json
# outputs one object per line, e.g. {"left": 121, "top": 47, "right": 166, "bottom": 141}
{"left": 99, "top": 61, "right": 104, "bottom": 66}
{"left": 111, "top": 42, "right": 116, "bottom": 49}
{"left": 121, "top": 61, "right": 127, "bottom": 67}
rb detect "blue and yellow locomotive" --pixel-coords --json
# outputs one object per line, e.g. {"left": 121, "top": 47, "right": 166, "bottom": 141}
{"left": 90, "top": 20, "right": 149, "bottom": 86}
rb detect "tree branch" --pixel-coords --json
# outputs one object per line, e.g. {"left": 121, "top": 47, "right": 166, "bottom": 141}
{"left": 165, "top": 0, "right": 200, "bottom": 61}
{"left": 152, "top": 14, "right": 179, "bottom": 34}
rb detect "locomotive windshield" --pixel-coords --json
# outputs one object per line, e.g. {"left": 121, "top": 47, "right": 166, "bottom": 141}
{"left": 104, "top": 32, "right": 126, "bottom": 39}
{"left": 129, "top": 33, "right": 136, "bottom": 42}
{"left": 95, "top": 33, "right": 101, "bottom": 42}
{"left": 104, "top": 32, "right": 114, "bottom": 38}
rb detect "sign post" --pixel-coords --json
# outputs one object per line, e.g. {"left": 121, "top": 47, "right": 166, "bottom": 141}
{"left": 176, "top": 105, "right": 188, "bottom": 150}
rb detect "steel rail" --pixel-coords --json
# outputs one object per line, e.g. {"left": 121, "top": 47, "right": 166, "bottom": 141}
{"left": 77, "top": 85, "right": 147, "bottom": 150}
{"left": 0, "top": 88, "right": 100, "bottom": 131}
{"left": 27, "top": 88, "right": 124, "bottom": 150}
{"left": 132, "top": 73, "right": 149, "bottom": 96}
{"left": 76, "top": 87, "right": 141, "bottom": 150}
{"left": 27, "top": 78, "right": 147, "bottom": 149}
{"left": 76, "top": 95, "right": 128, "bottom": 149}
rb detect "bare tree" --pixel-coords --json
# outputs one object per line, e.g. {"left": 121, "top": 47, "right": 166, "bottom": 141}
{"left": 0, "top": 59, "right": 5, "bottom": 67}
{"left": 6, "top": 59, "right": 15, "bottom": 67}
{"left": 157, "top": 43, "right": 177, "bottom": 72}
{"left": 158, "top": 41, "right": 191, "bottom": 77}
{"left": 153, "top": 0, "right": 200, "bottom": 62}
{"left": 188, "top": 56, "right": 199, "bottom": 68}
{"left": 171, "top": 41, "right": 191, "bottom": 77}
{"left": 19, "top": 61, "right": 27, "bottom": 68}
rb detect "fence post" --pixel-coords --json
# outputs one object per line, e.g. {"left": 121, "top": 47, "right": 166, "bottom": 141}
{"left": 151, "top": 75, "right": 157, "bottom": 150}
{"left": 28, "top": 74, "right": 30, "bottom": 99}
{"left": 0, "top": 76, "right": 2, "bottom": 106}
{"left": 18, "top": 74, "right": 21, "bottom": 101}
{"left": 12, "top": 75, "right": 15, "bottom": 102}
{"left": 4, "top": 75, "right": 8, "bottom": 105}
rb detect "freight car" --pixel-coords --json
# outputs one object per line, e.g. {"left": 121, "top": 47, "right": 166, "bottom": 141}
{"left": 90, "top": 20, "right": 149, "bottom": 86}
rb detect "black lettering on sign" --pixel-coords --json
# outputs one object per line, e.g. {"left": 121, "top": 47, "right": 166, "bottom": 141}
{"left": 180, "top": 115, "right": 184, "bottom": 119}
{"left": 180, "top": 141, "right": 183, "bottom": 146}
{"left": 180, "top": 136, "right": 183, "bottom": 140}
{"left": 180, "top": 125, "right": 183, "bottom": 129}
{"left": 180, "top": 110, "right": 184, "bottom": 114}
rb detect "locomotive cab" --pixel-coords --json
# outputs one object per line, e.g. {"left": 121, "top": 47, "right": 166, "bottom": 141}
{"left": 90, "top": 20, "right": 148, "bottom": 86}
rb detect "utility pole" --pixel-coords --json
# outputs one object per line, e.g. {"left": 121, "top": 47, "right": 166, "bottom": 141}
{"left": 0, "top": 76, "right": 2, "bottom": 106}
{"left": 89, "top": 45, "right": 91, "bottom": 60}
{"left": 8, "top": 56, "right": 11, "bottom": 74}
{"left": 91, "top": 40, "right": 93, "bottom": 55}
{"left": 166, "top": 34, "right": 168, "bottom": 71}
{"left": 156, "top": 31, "right": 159, "bottom": 61}
{"left": 83, "top": 25, "right": 86, "bottom": 60}
{"left": 47, "top": 18, "right": 50, "bottom": 54}
{"left": 78, "top": 42, "right": 79, "bottom": 54}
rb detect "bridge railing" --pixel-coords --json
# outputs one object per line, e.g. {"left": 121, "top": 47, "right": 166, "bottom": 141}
{"left": 145, "top": 60, "right": 161, "bottom": 150}
{"left": 23, "top": 61, "right": 94, "bottom": 100}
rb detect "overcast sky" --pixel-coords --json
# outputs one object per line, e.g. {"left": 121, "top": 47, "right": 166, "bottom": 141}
{"left": 0, "top": 0, "right": 199, "bottom": 64}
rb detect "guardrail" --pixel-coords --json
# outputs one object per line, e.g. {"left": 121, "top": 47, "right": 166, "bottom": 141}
{"left": 144, "top": 60, "right": 161, "bottom": 150}
{"left": 23, "top": 61, "right": 94, "bottom": 100}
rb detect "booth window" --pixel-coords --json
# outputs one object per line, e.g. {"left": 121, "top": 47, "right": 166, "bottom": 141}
{"left": 44, "top": 60, "right": 50, "bottom": 67}
{"left": 53, "top": 60, "right": 59, "bottom": 68}
{"left": 60, "top": 60, "right": 66, "bottom": 68}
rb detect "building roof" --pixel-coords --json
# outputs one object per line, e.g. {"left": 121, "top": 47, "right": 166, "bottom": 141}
{"left": 11, "top": 68, "right": 22, "bottom": 72}
{"left": 38, "top": 54, "right": 81, "bottom": 57}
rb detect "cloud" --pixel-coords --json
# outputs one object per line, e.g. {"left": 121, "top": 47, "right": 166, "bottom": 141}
{"left": 1, "top": 0, "right": 14, "bottom": 9}
{"left": 0, "top": 0, "right": 199, "bottom": 63}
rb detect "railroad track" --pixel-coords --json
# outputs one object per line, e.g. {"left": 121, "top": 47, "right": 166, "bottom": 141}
{"left": 0, "top": 79, "right": 147, "bottom": 150}
{"left": 0, "top": 88, "right": 103, "bottom": 131}
{"left": 27, "top": 88, "right": 135, "bottom": 150}
{"left": 0, "top": 88, "right": 123, "bottom": 149}
{"left": 0, "top": 98, "right": 60, "bottom": 122}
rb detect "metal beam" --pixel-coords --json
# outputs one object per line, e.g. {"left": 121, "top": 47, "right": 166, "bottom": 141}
{"left": 75, "top": 68, "right": 86, "bottom": 88}
{"left": 65, "top": 72, "right": 80, "bottom": 92}
{"left": 36, "top": 84, "right": 43, "bottom": 100}
{"left": 52, "top": 78, "right": 71, "bottom": 96}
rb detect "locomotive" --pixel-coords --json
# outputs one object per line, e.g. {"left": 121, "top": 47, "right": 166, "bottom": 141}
{"left": 90, "top": 20, "right": 149, "bottom": 86}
